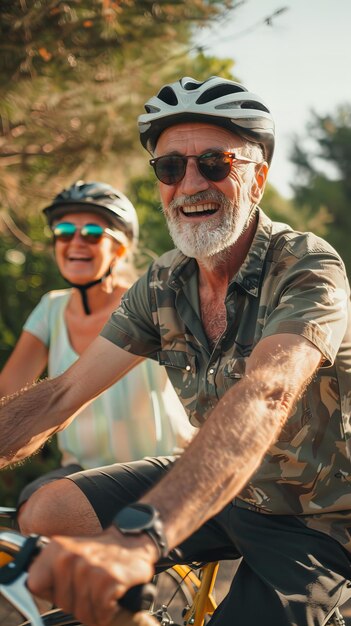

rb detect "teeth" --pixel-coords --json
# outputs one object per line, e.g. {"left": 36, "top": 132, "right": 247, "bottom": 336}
{"left": 183, "top": 203, "right": 218, "bottom": 214}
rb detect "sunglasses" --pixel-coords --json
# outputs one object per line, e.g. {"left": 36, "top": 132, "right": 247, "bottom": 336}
{"left": 52, "top": 222, "right": 121, "bottom": 245}
{"left": 149, "top": 150, "right": 259, "bottom": 185}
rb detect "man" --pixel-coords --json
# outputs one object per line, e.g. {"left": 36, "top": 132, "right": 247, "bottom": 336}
{"left": 1, "top": 76, "right": 351, "bottom": 626}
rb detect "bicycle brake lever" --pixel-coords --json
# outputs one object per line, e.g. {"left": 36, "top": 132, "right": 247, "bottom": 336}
{"left": 0, "top": 571, "right": 44, "bottom": 626}
{"left": 0, "top": 533, "right": 48, "bottom": 626}
{"left": 0, "top": 535, "right": 45, "bottom": 585}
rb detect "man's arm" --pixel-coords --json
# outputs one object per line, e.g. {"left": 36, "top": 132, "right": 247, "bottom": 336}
{"left": 141, "top": 333, "right": 321, "bottom": 549}
{"left": 0, "top": 336, "right": 142, "bottom": 468}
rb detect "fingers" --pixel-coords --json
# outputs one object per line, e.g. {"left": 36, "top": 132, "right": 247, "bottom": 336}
{"left": 27, "top": 534, "right": 155, "bottom": 626}
{"left": 28, "top": 541, "right": 124, "bottom": 625}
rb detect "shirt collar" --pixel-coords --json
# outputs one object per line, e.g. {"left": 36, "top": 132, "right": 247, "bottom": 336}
{"left": 231, "top": 208, "right": 273, "bottom": 296}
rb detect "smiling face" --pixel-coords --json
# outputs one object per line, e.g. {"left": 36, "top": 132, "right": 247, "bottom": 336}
{"left": 53, "top": 211, "right": 122, "bottom": 285}
{"left": 155, "top": 123, "right": 268, "bottom": 262}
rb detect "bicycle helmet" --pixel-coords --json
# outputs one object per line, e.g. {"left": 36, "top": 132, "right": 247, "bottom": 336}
{"left": 43, "top": 181, "right": 139, "bottom": 245}
{"left": 138, "top": 76, "right": 275, "bottom": 164}
{"left": 43, "top": 181, "right": 139, "bottom": 315}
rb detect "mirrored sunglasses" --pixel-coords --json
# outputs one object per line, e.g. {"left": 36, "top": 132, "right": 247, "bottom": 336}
{"left": 149, "top": 150, "right": 260, "bottom": 185}
{"left": 52, "top": 222, "right": 119, "bottom": 244}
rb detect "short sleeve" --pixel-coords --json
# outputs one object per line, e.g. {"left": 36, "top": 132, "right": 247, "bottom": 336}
{"left": 261, "top": 251, "right": 349, "bottom": 365}
{"left": 23, "top": 293, "right": 51, "bottom": 347}
{"left": 100, "top": 266, "right": 161, "bottom": 359}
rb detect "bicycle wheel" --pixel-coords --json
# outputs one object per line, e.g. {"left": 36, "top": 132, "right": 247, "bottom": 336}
{"left": 150, "top": 567, "right": 198, "bottom": 625}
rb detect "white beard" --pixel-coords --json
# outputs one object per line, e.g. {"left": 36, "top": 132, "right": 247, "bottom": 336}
{"left": 164, "top": 189, "right": 251, "bottom": 263}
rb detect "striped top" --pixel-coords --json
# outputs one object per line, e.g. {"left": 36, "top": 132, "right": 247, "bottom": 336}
{"left": 24, "top": 290, "right": 195, "bottom": 469}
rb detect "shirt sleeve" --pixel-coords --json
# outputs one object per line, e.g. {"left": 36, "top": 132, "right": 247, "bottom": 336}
{"left": 23, "top": 293, "right": 51, "bottom": 347}
{"left": 261, "top": 250, "right": 350, "bottom": 365}
{"left": 100, "top": 266, "right": 161, "bottom": 359}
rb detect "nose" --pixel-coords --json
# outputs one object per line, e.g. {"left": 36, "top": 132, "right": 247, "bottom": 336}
{"left": 67, "top": 229, "right": 87, "bottom": 244}
{"left": 176, "top": 156, "right": 210, "bottom": 196}
{"left": 71, "top": 230, "right": 83, "bottom": 242}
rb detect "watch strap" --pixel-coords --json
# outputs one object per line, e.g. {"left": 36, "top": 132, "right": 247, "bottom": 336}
{"left": 113, "top": 503, "right": 169, "bottom": 560}
{"left": 144, "top": 521, "right": 168, "bottom": 560}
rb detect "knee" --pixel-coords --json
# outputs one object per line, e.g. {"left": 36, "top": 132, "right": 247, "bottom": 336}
{"left": 18, "top": 480, "right": 68, "bottom": 536}
{"left": 18, "top": 478, "right": 102, "bottom": 537}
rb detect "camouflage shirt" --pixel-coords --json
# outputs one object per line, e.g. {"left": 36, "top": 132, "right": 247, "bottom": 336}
{"left": 101, "top": 208, "right": 351, "bottom": 553}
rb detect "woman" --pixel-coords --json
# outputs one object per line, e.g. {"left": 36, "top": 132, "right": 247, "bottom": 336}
{"left": 0, "top": 181, "right": 195, "bottom": 507}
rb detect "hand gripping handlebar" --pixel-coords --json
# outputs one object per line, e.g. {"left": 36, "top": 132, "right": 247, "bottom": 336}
{"left": 0, "top": 530, "right": 156, "bottom": 626}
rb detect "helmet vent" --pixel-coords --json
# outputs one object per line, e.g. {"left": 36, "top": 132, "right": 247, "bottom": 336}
{"left": 182, "top": 79, "right": 201, "bottom": 91}
{"left": 157, "top": 86, "right": 178, "bottom": 106}
{"left": 145, "top": 104, "right": 161, "bottom": 114}
{"left": 196, "top": 84, "right": 245, "bottom": 105}
{"left": 242, "top": 100, "right": 270, "bottom": 113}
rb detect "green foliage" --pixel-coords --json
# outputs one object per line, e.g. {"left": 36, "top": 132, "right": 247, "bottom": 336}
{"left": 260, "top": 183, "right": 301, "bottom": 230}
{"left": 128, "top": 171, "right": 172, "bottom": 264}
{"left": 0, "top": 0, "right": 236, "bottom": 216}
{"left": 290, "top": 106, "right": 351, "bottom": 275}
{"left": 0, "top": 214, "right": 64, "bottom": 368}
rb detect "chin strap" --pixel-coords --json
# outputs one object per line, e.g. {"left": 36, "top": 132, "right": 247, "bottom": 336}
{"left": 64, "top": 268, "right": 112, "bottom": 315}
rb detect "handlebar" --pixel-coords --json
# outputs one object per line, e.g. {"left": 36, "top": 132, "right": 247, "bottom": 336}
{"left": 0, "top": 529, "right": 157, "bottom": 625}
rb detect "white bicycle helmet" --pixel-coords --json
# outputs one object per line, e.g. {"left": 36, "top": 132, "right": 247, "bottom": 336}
{"left": 138, "top": 76, "right": 275, "bottom": 164}
{"left": 43, "top": 181, "right": 139, "bottom": 244}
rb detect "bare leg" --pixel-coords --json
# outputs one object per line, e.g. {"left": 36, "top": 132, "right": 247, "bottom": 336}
{"left": 18, "top": 478, "right": 102, "bottom": 536}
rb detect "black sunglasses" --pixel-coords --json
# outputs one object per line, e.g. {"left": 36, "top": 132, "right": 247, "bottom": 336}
{"left": 149, "top": 150, "right": 259, "bottom": 185}
{"left": 52, "top": 222, "right": 120, "bottom": 245}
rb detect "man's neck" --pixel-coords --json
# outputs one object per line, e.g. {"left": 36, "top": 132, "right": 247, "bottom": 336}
{"left": 197, "top": 215, "right": 257, "bottom": 291}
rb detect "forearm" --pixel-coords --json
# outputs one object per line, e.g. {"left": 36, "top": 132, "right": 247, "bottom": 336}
{"left": 141, "top": 366, "right": 304, "bottom": 550}
{"left": 0, "top": 376, "right": 76, "bottom": 468}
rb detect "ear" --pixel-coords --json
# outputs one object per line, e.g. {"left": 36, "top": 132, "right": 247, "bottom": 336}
{"left": 250, "top": 162, "right": 269, "bottom": 204}
{"left": 115, "top": 243, "right": 127, "bottom": 258}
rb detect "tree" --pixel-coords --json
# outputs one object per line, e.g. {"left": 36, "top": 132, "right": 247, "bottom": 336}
{"left": 1, "top": 0, "right": 236, "bottom": 213}
{"left": 290, "top": 105, "right": 351, "bottom": 276}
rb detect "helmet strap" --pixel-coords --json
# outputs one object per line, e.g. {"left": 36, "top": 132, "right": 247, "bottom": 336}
{"left": 64, "top": 268, "right": 112, "bottom": 315}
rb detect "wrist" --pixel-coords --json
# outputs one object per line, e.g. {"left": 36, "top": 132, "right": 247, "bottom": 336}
{"left": 108, "top": 525, "right": 160, "bottom": 562}
{"left": 112, "top": 503, "right": 169, "bottom": 560}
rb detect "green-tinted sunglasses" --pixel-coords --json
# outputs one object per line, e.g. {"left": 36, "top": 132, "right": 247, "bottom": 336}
{"left": 52, "top": 222, "right": 121, "bottom": 245}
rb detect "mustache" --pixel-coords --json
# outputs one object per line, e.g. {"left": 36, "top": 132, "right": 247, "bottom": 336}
{"left": 167, "top": 189, "right": 228, "bottom": 212}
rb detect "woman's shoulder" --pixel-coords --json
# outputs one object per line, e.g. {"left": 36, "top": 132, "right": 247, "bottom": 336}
{"left": 40, "top": 288, "right": 72, "bottom": 306}
{"left": 32, "top": 289, "right": 72, "bottom": 320}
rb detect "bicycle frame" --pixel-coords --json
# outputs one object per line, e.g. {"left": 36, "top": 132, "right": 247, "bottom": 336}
{"left": 180, "top": 562, "right": 218, "bottom": 626}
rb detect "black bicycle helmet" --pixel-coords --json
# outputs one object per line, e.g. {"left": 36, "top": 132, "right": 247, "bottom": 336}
{"left": 43, "top": 181, "right": 139, "bottom": 315}
{"left": 138, "top": 76, "right": 275, "bottom": 164}
{"left": 43, "top": 181, "right": 139, "bottom": 245}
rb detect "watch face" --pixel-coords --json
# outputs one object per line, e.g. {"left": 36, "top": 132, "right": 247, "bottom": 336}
{"left": 114, "top": 505, "right": 154, "bottom": 533}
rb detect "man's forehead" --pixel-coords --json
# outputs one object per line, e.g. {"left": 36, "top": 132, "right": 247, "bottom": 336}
{"left": 155, "top": 122, "right": 244, "bottom": 154}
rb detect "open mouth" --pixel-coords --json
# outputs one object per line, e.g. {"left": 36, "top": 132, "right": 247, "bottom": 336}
{"left": 68, "top": 256, "right": 92, "bottom": 262}
{"left": 181, "top": 203, "right": 219, "bottom": 217}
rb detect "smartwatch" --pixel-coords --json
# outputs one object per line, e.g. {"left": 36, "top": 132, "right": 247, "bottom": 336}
{"left": 112, "top": 503, "right": 169, "bottom": 559}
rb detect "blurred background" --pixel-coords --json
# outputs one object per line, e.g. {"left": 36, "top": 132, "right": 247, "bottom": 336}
{"left": 1, "top": 0, "right": 350, "bottom": 503}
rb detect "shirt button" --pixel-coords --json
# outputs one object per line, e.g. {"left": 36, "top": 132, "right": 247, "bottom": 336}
{"left": 185, "top": 365, "right": 191, "bottom": 371}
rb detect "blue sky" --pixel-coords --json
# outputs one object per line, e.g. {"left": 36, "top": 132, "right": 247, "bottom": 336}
{"left": 193, "top": 0, "right": 351, "bottom": 198}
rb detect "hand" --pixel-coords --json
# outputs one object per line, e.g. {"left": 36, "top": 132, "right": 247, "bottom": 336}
{"left": 27, "top": 527, "right": 157, "bottom": 626}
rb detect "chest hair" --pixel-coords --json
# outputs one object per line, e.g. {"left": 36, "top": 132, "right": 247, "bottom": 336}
{"left": 200, "top": 297, "right": 227, "bottom": 347}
